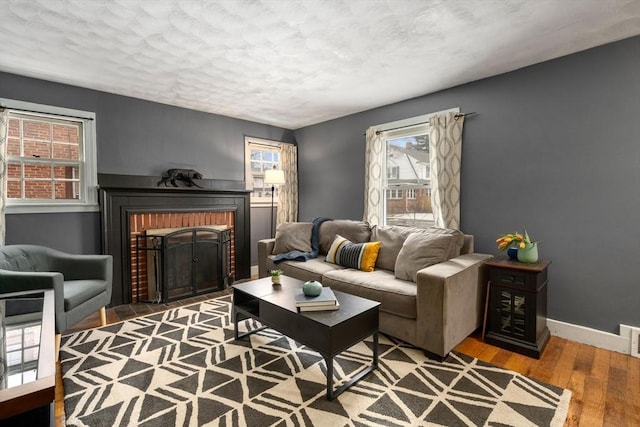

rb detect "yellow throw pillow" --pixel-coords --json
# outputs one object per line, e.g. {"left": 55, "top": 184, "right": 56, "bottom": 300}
{"left": 326, "top": 234, "right": 381, "bottom": 272}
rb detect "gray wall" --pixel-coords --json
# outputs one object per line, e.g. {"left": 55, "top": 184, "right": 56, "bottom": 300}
{"left": 294, "top": 36, "right": 640, "bottom": 334}
{"left": 0, "top": 72, "right": 291, "bottom": 260}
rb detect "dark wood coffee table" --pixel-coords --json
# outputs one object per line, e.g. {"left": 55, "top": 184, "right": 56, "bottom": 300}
{"left": 232, "top": 276, "right": 380, "bottom": 400}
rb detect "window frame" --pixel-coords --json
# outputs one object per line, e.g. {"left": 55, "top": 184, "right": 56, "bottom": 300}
{"left": 244, "top": 136, "right": 283, "bottom": 207}
{"left": 375, "top": 108, "right": 459, "bottom": 227}
{"left": 2, "top": 98, "right": 98, "bottom": 214}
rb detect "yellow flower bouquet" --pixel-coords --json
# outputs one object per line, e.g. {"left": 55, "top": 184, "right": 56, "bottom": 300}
{"left": 496, "top": 229, "right": 539, "bottom": 263}
{"left": 496, "top": 231, "right": 527, "bottom": 250}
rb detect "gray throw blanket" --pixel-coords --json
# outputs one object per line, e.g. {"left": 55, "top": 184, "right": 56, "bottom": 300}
{"left": 272, "top": 217, "right": 332, "bottom": 263}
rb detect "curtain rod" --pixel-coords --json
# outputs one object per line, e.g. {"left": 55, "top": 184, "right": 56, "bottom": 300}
{"left": 0, "top": 106, "right": 95, "bottom": 121}
{"left": 370, "top": 112, "right": 477, "bottom": 136}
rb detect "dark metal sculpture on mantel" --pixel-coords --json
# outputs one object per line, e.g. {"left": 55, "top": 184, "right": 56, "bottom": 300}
{"left": 157, "top": 169, "right": 203, "bottom": 188}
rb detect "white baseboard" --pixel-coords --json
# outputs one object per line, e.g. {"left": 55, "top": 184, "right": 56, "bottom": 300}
{"left": 250, "top": 265, "right": 259, "bottom": 278}
{"left": 548, "top": 318, "right": 634, "bottom": 355}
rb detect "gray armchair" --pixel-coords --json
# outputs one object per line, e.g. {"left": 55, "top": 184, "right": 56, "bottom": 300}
{"left": 0, "top": 244, "right": 113, "bottom": 354}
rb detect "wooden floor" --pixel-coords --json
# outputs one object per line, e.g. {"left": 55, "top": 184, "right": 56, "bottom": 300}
{"left": 55, "top": 290, "right": 640, "bottom": 427}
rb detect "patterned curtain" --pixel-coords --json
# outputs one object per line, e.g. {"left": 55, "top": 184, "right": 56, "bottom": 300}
{"left": 0, "top": 109, "right": 8, "bottom": 246}
{"left": 276, "top": 143, "right": 298, "bottom": 226}
{"left": 429, "top": 112, "right": 464, "bottom": 230}
{"left": 363, "top": 127, "right": 384, "bottom": 225}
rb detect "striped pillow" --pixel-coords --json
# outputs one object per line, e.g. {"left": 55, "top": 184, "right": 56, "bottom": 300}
{"left": 325, "top": 234, "right": 381, "bottom": 272}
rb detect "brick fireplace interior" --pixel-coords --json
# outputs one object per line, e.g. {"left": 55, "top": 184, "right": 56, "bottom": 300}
{"left": 99, "top": 174, "right": 251, "bottom": 306}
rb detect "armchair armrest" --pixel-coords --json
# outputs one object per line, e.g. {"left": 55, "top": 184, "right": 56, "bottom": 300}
{"left": 415, "top": 253, "right": 493, "bottom": 357}
{"left": 47, "top": 249, "right": 113, "bottom": 302}
{"left": 0, "top": 269, "right": 64, "bottom": 292}
{"left": 48, "top": 251, "right": 112, "bottom": 281}
{"left": 0, "top": 269, "right": 66, "bottom": 330}
{"left": 258, "top": 238, "right": 276, "bottom": 278}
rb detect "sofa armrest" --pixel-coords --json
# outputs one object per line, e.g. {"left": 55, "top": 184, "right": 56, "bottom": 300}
{"left": 258, "top": 238, "right": 276, "bottom": 278}
{"left": 415, "top": 253, "right": 493, "bottom": 357}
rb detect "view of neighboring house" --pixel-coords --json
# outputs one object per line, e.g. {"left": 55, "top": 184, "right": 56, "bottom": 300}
{"left": 385, "top": 135, "right": 433, "bottom": 228}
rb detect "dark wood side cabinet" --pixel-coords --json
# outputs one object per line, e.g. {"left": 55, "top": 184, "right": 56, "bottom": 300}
{"left": 484, "top": 258, "right": 551, "bottom": 358}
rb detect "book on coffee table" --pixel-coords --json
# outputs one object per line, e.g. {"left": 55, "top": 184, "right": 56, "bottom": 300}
{"left": 294, "top": 287, "right": 338, "bottom": 307}
{"left": 298, "top": 300, "right": 341, "bottom": 312}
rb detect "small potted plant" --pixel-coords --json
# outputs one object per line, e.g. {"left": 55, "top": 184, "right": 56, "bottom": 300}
{"left": 270, "top": 269, "right": 283, "bottom": 285}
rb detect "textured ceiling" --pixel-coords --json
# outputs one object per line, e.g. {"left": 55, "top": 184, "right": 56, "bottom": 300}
{"left": 0, "top": 0, "right": 639, "bottom": 129}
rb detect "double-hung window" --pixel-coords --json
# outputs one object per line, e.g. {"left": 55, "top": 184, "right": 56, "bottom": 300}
{"left": 2, "top": 98, "right": 97, "bottom": 213}
{"left": 244, "top": 136, "right": 282, "bottom": 206}
{"left": 383, "top": 124, "right": 432, "bottom": 227}
{"left": 372, "top": 108, "right": 459, "bottom": 228}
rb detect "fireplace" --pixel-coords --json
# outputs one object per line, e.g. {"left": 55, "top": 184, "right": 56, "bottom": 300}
{"left": 99, "top": 174, "right": 251, "bottom": 306}
{"left": 129, "top": 211, "right": 235, "bottom": 302}
{"left": 136, "top": 226, "right": 232, "bottom": 303}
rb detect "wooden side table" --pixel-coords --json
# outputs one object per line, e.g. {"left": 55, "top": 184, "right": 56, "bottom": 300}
{"left": 483, "top": 258, "right": 550, "bottom": 358}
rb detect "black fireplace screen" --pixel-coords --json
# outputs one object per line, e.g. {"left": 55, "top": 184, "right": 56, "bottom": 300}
{"left": 136, "top": 226, "right": 232, "bottom": 303}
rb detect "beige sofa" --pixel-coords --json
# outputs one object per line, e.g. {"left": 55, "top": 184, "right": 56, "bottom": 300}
{"left": 258, "top": 220, "right": 492, "bottom": 359}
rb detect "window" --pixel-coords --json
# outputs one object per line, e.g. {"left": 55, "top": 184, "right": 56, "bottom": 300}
{"left": 384, "top": 126, "right": 431, "bottom": 227}
{"left": 386, "top": 189, "right": 403, "bottom": 199}
{"left": 372, "top": 108, "right": 459, "bottom": 228}
{"left": 2, "top": 98, "right": 97, "bottom": 213}
{"left": 5, "top": 321, "right": 41, "bottom": 387}
{"left": 244, "top": 136, "right": 283, "bottom": 206}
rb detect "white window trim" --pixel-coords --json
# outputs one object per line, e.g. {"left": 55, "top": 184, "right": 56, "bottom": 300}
{"left": 244, "top": 136, "right": 283, "bottom": 207}
{"left": 2, "top": 98, "right": 98, "bottom": 214}
{"left": 375, "top": 107, "right": 459, "bottom": 226}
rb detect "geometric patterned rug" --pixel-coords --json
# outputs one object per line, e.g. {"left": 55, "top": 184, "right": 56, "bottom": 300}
{"left": 60, "top": 295, "right": 571, "bottom": 426}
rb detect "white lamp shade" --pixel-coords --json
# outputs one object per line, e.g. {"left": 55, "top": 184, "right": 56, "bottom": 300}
{"left": 264, "top": 169, "right": 286, "bottom": 185}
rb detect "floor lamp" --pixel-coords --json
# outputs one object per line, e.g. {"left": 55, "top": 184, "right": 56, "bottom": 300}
{"left": 264, "top": 168, "right": 285, "bottom": 238}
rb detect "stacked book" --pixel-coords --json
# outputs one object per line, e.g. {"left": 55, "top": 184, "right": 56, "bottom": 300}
{"left": 294, "top": 287, "right": 340, "bottom": 312}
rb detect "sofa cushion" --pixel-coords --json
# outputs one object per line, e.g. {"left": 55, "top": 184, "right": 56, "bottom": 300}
{"left": 372, "top": 225, "right": 421, "bottom": 271}
{"left": 394, "top": 233, "right": 458, "bottom": 282}
{"left": 372, "top": 225, "right": 465, "bottom": 271}
{"left": 322, "top": 269, "right": 417, "bottom": 319}
{"left": 326, "top": 235, "right": 380, "bottom": 272}
{"left": 270, "top": 256, "right": 347, "bottom": 283}
{"left": 423, "top": 227, "right": 465, "bottom": 259}
{"left": 319, "top": 220, "right": 371, "bottom": 255}
{"left": 272, "top": 222, "right": 313, "bottom": 254}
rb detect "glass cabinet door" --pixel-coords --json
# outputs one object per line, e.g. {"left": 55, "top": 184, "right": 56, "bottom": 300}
{"left": 499, "top": 290, "right": 526, "bottom": 339}
{"left": 491, "top": 287, "right": 529, "bottom": 340}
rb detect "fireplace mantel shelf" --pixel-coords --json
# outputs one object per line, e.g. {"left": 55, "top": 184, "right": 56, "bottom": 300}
{"left": 98, "top": 173, "right": 250, "bottom": 193}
